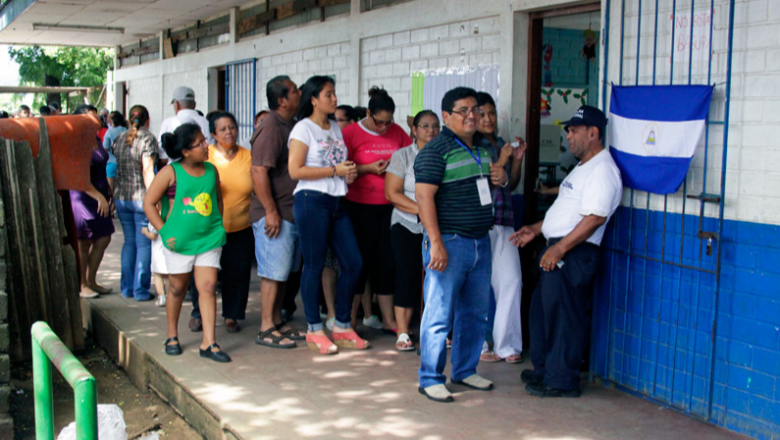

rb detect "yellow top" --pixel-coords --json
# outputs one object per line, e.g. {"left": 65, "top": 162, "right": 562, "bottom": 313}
{"left": 207, "top": 145, "right": 253, "bottom": 233}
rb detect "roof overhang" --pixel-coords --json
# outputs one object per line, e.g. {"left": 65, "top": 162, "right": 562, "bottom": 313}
{"left": 0, "top": 0, "right": 250, "bottom": 47}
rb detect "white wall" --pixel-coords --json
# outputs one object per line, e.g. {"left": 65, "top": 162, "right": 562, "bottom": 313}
{"left": 360, "top": 16, "right": 502, "bottom": 123}
{"left": 607, "top": 0, "right": 780, "bottom": 225}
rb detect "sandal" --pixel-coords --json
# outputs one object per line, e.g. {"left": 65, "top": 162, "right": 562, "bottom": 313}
{"left": 332, "top": 329, "right": 370, "bottom": 350}
{"left": 275, "top": 323, "right": 306, "bottom": 341}
{"left": 255, "top": 328, "right": 296, "bottom": 349}
{"left": 396, "top": 333, "right": 415, "bottom": 351}
{"left": 164, "top": 337, "right": 182, "bottom": 356}
{"left": 306, "top": 333, "right": 338, "bottom": 354}
{"left": 480, "top": 351, "right": 503, "bottom": 363}
{"left": 505, "top": 353, "right": 523, "bottom": 364}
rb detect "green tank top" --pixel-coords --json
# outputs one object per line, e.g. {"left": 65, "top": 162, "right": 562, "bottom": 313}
{"left": 159, "top": 162, "right": 226, "bottom": 256}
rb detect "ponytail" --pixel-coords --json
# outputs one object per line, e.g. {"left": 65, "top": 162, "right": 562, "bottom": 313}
{"left": 125, "top": 105, "right": 150, "bottom": 146}
{"left": 161, "top": 123, "right": 202, "bottom": 160}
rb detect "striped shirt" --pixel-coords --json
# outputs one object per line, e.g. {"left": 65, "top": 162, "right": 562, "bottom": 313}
{"left": 414, "top": 127, "right": 493, "bottom": 238}
{"left": 481, "top": 136, "right": 515, "bottom": 227}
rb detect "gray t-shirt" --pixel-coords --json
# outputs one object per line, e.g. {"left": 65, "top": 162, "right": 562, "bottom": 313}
{"left": 386, "top": 143, "right": 423, "bottom": 234}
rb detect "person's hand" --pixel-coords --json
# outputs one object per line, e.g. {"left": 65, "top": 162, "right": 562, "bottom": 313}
{"left": 499, "top": 143, "right": 513, "bottom": 163}
{"left": 512, "top": 136, "right": 527, "bottom": 161}
{"left": 346, "top": 168, "right": 358, "bottom": 184}
{"left": 427, "top": 241, "right": 448, "bottom": 272}
{"left": 540, "top": 244, "right": 565, "bottom": 272}
{"left": 368, "top": 159, "right": 389, "bottom": 175}
{"left": 336, "top": 160, "right": 356, "bottom": 177}
{"left": 535, "top": 182, "right": 553, "bottom": 195}
{"left": 264, "top": 211, "right": 282, "bottom": 239}
{"left": 489, "top": 163, "right": 507, "bottom": 186}
{"left": 95, "top": 194, "right": 110, "bottom": 217}
{"left": 509, "top": 226, "right": 537, "bottom": 247}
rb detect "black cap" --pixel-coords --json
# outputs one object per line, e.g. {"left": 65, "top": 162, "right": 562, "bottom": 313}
{"left": 563, "top": 105, "right": 607, "bottom": 132}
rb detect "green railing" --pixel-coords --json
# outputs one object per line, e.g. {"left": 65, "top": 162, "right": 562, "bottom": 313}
{"left": 32, "top": 321, "right": 97, "bottom": 440}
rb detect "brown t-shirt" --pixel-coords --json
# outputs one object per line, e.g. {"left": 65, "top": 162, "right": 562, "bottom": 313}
{"left": 248, "top": 111, "right": 297, "bottom": 224}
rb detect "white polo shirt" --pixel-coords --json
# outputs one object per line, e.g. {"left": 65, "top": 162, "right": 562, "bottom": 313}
{"left": 157, "top": 109, "right": 212, "bottom": 160}
{"left": 541, "top": 149, "right": 623, "bottom": 246}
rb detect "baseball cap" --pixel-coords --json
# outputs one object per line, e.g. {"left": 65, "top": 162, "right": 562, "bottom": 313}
{"left": 171, "top": 86, "right": 196, "bottom": 103}
{"left": 562, "top": 105, "right": 607, "bottom": 132}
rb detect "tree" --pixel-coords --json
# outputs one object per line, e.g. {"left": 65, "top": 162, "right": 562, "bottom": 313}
{"left": 8, "top": 46, "right": 114, "bottom": 110}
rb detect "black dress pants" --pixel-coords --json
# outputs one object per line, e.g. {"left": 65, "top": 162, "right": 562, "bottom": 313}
{"left": 529, "top": 239, "right": 600, "bottom": 391}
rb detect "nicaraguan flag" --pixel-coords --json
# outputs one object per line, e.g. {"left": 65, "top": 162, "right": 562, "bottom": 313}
{"left": 608, "top": 84, "right": 713, "bottom": 194}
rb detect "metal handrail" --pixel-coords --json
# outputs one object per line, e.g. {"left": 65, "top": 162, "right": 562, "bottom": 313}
{"left": 31, "top": 321, "right": 97, "bottom": 440}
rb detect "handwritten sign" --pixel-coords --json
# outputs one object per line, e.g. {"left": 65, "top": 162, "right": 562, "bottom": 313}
{"left": 671, "top": 8, "right": 713, "bottom": 63}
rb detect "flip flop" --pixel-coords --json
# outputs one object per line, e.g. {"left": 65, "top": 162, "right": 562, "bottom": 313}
{"left": 255, "top": 328, "right": 296, "bottom": 349}
{"left": 480, "top": 351, "right": 503, "bottom": 363}
{"left": 396, "top": 333, "right": 415, "bottom": 351}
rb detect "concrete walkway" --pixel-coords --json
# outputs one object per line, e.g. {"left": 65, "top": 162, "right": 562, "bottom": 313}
{"left": 82, "top": 221, "right": 748, "bottom": 440}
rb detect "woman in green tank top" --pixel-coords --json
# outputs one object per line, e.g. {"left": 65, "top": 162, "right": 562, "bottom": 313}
{"left": 144, "top": 123, "right": 230, "bottom": 363}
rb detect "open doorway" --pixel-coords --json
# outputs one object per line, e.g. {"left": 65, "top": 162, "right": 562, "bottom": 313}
{"left": 520, "top": 2, "right": 601, "bottom": 352}
{"left": 523, "top": 3, "right": 601, "bottom": 225}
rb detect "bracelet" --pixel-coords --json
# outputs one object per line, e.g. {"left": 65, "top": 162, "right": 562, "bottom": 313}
{"left": 331, "top": 165, "right": 337, "bottom": 177}
{"left": 499, "top": 178, "right": 509, "bottom": 188}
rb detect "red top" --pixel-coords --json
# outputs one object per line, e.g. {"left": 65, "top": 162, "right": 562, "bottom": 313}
{"left": 98, "top": 127, "right": 108, "bottom": 143}
{"left": 343, "top": 121, "right": 412, "bottom": 205}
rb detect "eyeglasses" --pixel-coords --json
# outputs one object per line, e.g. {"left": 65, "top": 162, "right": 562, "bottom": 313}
{"left": 190, "top": 138, "right": 208, "bottom": 148}
{"left": 417, "top": 123, "right": 440, "bottom": 130}
{"left": 335, "top": 118, "right": 351, "bottom": 123}
{"left": 449, "top": 106, "right": 484, "bottom": 117}
{"left": 371, "top": 115, "right": 394, "bottom": 127}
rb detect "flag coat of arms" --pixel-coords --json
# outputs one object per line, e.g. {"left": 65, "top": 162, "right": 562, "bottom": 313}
{"left": 608, "top": 84, "right": 714, "bottom": 194}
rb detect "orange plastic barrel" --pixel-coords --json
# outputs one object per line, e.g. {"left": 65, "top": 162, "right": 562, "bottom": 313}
{"left": 0, "top": 115, "right": 100, "bottom": 191}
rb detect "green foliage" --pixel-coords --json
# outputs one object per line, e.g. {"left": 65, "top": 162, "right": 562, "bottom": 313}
{"left": 8, "top": 45, "right": 114, "bottom": 109}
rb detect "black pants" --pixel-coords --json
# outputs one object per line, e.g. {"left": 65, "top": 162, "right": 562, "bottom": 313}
{"left": 390, "top": 224, "right": 423, "bottom": 308}
{"left": 529, "top": 239, "right": 600, "bottom": 391}
{"left": 345, "top": 201, "right": 395, "bottom": 295}
{"left": 192, "top": 227, "right": 254, "bottom": 320}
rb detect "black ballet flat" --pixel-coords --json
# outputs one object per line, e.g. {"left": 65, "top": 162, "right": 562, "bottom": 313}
{"left": 164, "top": 337, "right": 182, "bottom": 356}
{"left": 199, "top": 343, "right": 231, "bottom": 363}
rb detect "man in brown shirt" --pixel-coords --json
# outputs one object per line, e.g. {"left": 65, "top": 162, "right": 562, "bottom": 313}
{"left": 250, "top": 75, "right": 305, "bottom": 348}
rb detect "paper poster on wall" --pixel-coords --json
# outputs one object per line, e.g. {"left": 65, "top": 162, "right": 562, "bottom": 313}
{"left": 670, "top": 7, "right": 712, "bottom": 65}
{"left": 416, "top": 65, "right": 500, "bottom": 118}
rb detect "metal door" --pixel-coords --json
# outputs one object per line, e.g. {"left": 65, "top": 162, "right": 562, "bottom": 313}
{"left": 595, "top": 0, "right": 736, "bottom": 421}
{"left": 225, "top": 58, "right": 257, "bottom": 142}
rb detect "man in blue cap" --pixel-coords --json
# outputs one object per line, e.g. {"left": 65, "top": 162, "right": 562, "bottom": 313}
{"left": 510, "top": 105, "right": 622, "bottom": 397}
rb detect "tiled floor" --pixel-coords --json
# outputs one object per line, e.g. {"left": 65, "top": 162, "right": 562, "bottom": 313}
{"left": 87, "top": 222, "right": 748, "bottom": 440}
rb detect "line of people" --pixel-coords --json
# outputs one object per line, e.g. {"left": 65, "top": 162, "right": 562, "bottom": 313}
{"left": 72, "top": 73, "right": 621, "bottom": 403}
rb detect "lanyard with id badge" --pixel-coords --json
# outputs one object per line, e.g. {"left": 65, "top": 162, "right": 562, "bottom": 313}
{"left": 454, "top": 138, "right": 492, "bottom": 206}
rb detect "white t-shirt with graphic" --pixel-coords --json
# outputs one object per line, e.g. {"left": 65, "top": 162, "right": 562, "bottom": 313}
{"left": 290, "top": 118, "right": 349, "bottom": 197}
{"left": 541, "top": 149, "right": 623, "bottom": 245}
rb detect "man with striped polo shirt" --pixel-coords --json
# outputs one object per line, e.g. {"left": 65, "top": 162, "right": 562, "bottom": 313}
{"left": 414, "top": 87, "right": 508, "bottom": 403}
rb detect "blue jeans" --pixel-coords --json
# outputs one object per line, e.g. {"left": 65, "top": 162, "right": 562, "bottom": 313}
{"left": 115, "top": 199, "right": 152, "bottom": 300}
{"left": 293, "top": 190, "right": 363, "bottom": 332}
{"left": 418, "top": 233, "right": 491, "bottom": 388}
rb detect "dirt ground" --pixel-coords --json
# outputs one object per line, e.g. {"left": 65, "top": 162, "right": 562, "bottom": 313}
{"left": 10, "top": 338, "right": 203, "bottom": 440}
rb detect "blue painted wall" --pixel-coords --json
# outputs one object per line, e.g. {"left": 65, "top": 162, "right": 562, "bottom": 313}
{"left": 592, "top": 206, "right": 780, "bottom": 439}
{"left": 541, "top": 27, "right": 600, "bottom": 105}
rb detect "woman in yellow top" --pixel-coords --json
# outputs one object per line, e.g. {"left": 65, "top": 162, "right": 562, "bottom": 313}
{"left": 207, "top": 111, "right": 254, "bottom": 333}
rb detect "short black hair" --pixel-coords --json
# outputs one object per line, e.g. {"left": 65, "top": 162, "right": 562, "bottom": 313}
{"left": 19, "top": 105, "right": 30, "bottom": 112}
{"left": 336, "top": 105, "right": 357, "bottom": 122}
{"left": 0, "top": 111, "right": 8, "bottom": 119}
{"left": 208, "top": 111, "right": 238, "bottom": 136}
{"left": 73, "top": 104, "right": 98, "bottom": 115}
{"left": 267, "top": 75, "right": 292, "bottom": 111}
{"left": 441, "top": 87, "right": 478, "bottom": 114}
{"left": 39, "top": 106, "right": 52, "bottom": 116}
{"left": 475, "top": 92, "right": 496, "bottom": 108}
{"left": 413, "top": 110, "right": 438, "bottom": 127}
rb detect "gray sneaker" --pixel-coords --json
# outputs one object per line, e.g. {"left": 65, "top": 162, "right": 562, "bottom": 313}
{"left": 155, "top": 294, "right": 167, "bottom": 307}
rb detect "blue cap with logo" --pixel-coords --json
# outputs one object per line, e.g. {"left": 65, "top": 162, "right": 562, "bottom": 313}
{"left": 563, "top": 105, "right": 607, "bottom": 132}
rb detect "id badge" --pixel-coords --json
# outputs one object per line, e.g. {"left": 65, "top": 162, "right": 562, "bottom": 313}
{"left": 477, "top": 177, "right": 492, "bottom": 206}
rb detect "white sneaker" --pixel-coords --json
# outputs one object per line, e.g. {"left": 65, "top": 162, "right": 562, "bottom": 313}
{"left": 326, "top": 317, "right": 335, "bottom": 331}
{"left": 362, "top": 315, "right": 383, "bottom": 329}
{"left": 418, "top": 384, "right": 453, "bottom": 402}
{"left": 155, "top": 294, "right": 167, "bottom": 307}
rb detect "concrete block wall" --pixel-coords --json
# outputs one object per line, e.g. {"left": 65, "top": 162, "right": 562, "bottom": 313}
{"left": 256, "top": 42, "right": 354, "bottom": 112}
{"left": 541, "top": 27, "right": 595, "bottom": 87}
{"left": 162, "top": 69, "right": 209, "bottom": 123}
{"left": 126, "top": 76, "right": 164, "bottom": 137}
{"left": 360, "top": 16, "right": 501, "bottom": 120}
{"left": 0, "top": 174, "right": 11, "bottom": 437}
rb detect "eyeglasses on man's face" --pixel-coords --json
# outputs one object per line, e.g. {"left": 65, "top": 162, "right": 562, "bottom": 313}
{"left": 449, "top": 107, "right": 484, "bottom": 117}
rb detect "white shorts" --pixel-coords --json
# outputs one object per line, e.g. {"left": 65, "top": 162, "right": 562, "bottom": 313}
{"left": 151, "top": 235, "right": 169, "bottom": 275}
{"left": 162, "top": 246, "right": 222, "bottom": 274}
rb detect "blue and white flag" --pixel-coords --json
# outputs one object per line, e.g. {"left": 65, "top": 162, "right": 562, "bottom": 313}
{"left": 608, "top": 84, "right": 713, "bottom": 194}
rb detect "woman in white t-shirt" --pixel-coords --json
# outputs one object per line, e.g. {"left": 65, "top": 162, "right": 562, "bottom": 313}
{"left": 289, "top": 76, "right": 369, "bottom": 355}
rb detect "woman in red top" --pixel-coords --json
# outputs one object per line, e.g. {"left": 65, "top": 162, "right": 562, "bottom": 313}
{"left": 342, "top": 87, "right": 412, "bottom": 332}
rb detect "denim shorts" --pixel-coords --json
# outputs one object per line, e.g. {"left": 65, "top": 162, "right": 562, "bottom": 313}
{"left": 252, "top": 217, "right": 301, "bottom": 282}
